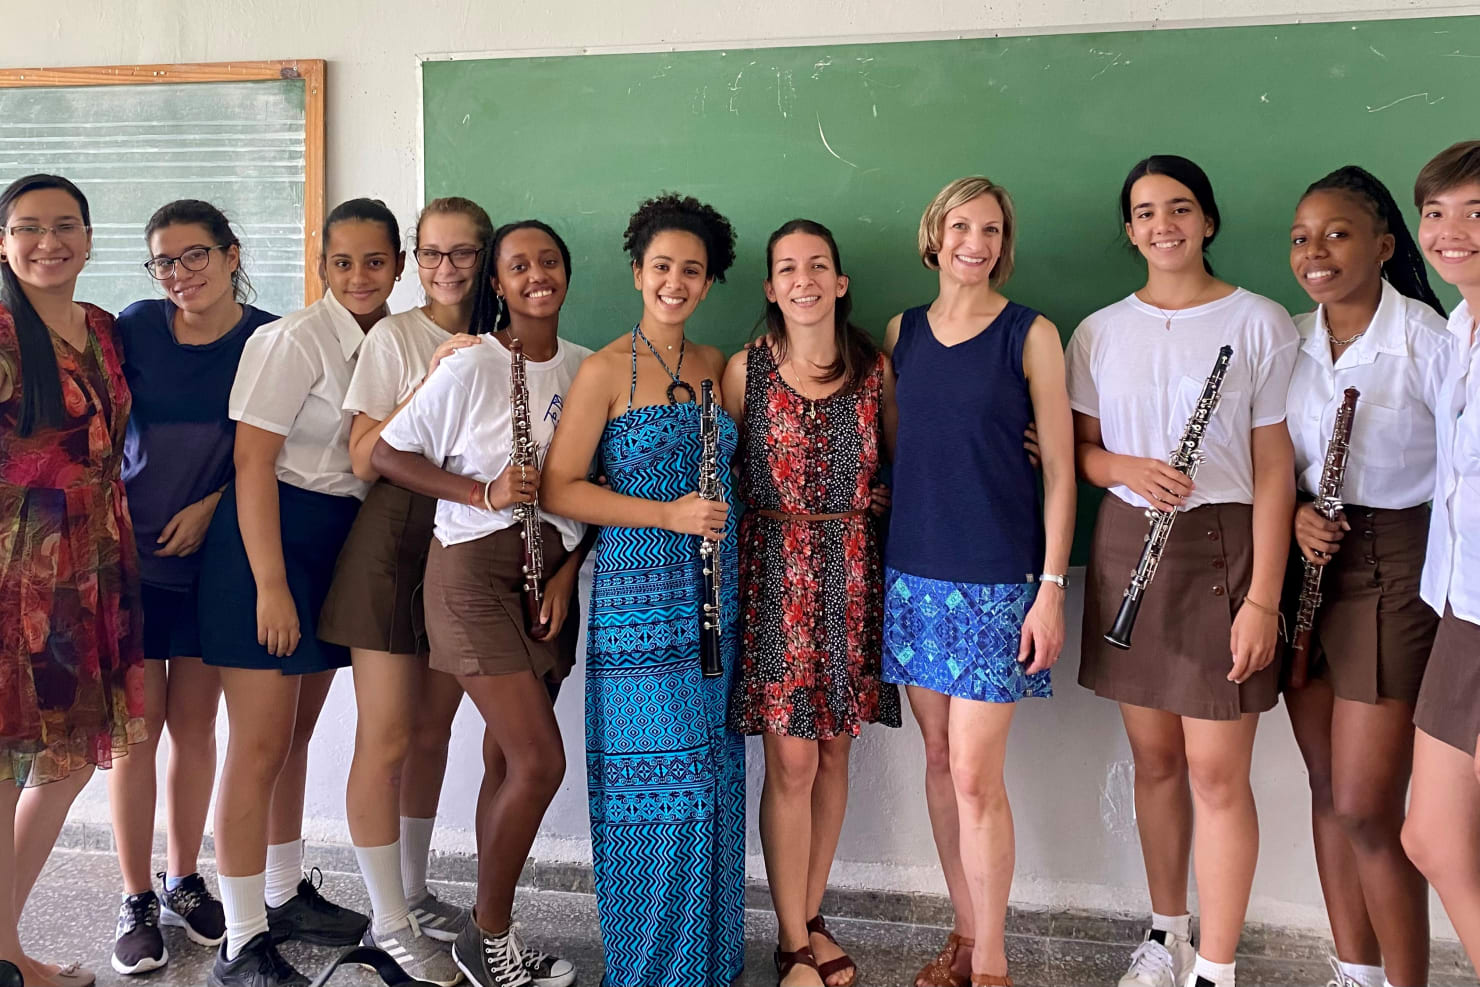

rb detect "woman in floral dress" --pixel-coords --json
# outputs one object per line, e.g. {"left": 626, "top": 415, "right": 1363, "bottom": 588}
{"left": 0, "top": 173, "right": 145, "bottom": 987}
{"left": 723, "top": 219, "right": 899, "bottom": 987}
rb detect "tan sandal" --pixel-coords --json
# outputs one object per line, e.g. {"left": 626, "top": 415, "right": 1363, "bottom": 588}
{"left": 914, "top": 932, "right": 974, "bottom": 987}
{"left": 806, "top": 915, "right": 858, "bottom": 987}
{"left": 971, "top": 975, "right": 1013, "bottom": 986}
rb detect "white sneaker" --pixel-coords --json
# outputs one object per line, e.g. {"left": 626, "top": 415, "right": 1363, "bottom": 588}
{"left": 1323, "top": 955, "right": 1371, "bottom": 987}
{"left": 1118, "top": 929, "right": 1195, "bottom": 987}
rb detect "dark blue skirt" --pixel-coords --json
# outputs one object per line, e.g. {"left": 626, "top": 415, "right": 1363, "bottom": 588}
{"left": 199, "top": 481, "right": 360, "bottom": 675}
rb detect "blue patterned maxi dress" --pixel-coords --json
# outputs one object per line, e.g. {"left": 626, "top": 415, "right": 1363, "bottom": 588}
{"left": 586, "top": 400, "right": 746, "bottom": 987}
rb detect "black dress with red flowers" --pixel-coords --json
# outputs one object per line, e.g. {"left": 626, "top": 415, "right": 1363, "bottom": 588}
{"left": 729, "top": 344, "right": 900, "bottom": 740}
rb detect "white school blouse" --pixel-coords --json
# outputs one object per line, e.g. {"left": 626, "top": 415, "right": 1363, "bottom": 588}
{"left": 1288, "top": 281, "right": 1453, "bottom": 509}
{"left": 229, "top": 290, "right": 370, "bottom": 500}
{"left": 1065, "top": 287, "right": 1299, "bottom": 510}
{"left": 342, "top": 308, "right": 448, "bottom": 421}
{"left": 1421, "top": 300, "right": 1480, "bottom": 624}
{"left": 379, "top": 333, "right": 592, "bottom": 549}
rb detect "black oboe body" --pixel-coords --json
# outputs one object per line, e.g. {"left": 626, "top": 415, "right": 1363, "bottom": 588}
{"left": 1104, "top": 345, "right": 1233, "bottom": 651}
{"left": 697, "top": 379, "right": 723, "bottom": 678}
{"left": 508, "top": 338, "right": 549, "bottom": 638}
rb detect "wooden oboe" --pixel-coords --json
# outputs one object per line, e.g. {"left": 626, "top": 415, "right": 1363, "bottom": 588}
{"left": 1105, "top": 345, "right": 1233, "bottom": 651}
{"left": 508, "top": 338, "right": 549, "bottom": 638}
{"left": 697, "top": 379, "right": 723, "bottom": 678}
{"left": 1288, "top": 386, "right": 1359, "bottom": 688}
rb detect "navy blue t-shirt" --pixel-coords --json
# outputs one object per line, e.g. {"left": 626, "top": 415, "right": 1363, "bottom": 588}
{"left": 120, "top": 298, "right": 278, "bottom": 589}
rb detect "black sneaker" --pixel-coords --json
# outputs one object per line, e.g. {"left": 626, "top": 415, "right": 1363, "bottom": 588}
{"left": 452, "top": 921, "right": 531, "bottom": 987}
{"left": 265, "top": 867, "right": 369, "bottom": 946}
{"left": 208, "top": 932, "right": 308, "bottom": 987}
{"left": 111, "top": 891, "right": 168, "bottom": 975}
{"left": 159, "top": 872, "right": 226, "bottom": 946}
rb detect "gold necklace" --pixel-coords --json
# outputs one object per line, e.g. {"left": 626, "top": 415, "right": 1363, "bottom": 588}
{"left": 782, "top": 358, "right": 823, "bottom": 421}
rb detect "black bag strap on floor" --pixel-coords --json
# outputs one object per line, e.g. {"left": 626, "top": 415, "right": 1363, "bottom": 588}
{"left": 308, "top": 945, "right": 436, "bottom": 987}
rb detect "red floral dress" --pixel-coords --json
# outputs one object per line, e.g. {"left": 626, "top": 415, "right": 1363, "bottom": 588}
{"left": 0, "top": 303, "right": 145, "bottom": 787}
{"left": 729, "top": 345, "right": 900, "bottom": 739}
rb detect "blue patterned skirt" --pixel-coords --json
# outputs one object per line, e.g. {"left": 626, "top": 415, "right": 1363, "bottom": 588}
{"left": 882, "top": 568, "right": 1051, "bottom": 702}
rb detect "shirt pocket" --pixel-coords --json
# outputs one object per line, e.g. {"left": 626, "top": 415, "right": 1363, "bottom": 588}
{"left": 1170, "top": 375, "right": 1242, "bottom": 450}
{"left": 1347, "top": 399, "right": 1407, "bottom": 471}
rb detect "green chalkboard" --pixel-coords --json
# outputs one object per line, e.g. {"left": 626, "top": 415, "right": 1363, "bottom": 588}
{"left": 423, "top": 16, "right": 1476, "bottom": 561}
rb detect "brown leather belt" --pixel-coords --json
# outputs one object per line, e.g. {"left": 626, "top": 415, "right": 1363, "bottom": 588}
{"left": 754, "top": 508, "right": 868, "bottom": 522}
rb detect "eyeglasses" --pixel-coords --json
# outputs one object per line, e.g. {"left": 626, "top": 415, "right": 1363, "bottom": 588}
{"left": 6, "top": 222, "right": 88, "bottom": 240}
{"left": 144, "top": 245, "right": 227, "bottom": 280}
{"left": 413, "top": 246, "right": 483, "bottom": 269}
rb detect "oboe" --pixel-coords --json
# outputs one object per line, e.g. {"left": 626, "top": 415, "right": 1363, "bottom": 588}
{"left": 508, "top": 338, "right": 549, "bottom": 638}
{"left": 697, "top": 379, "right": 723, "bottom": 678}
{"left": 1288, "top": 386, "right": 1359, "bottom": 688}
{"left": 1104, "top": 345, "right": 1233, "bottom": 651}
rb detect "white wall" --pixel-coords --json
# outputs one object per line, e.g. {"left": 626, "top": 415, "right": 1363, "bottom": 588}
{"left": 20, "top": 0, "right": 1477, "bottom": 936}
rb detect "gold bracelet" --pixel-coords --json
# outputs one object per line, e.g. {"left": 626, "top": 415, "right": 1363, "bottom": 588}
{"left": 1241, "top": 597, "right": 1279, "bottom": 616}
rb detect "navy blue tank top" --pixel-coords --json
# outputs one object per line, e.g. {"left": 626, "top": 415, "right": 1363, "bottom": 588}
{"left": 885, "top": 302, "right": 1044, "bottom": 584}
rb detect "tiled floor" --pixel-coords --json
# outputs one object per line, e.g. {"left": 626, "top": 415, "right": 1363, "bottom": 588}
{"left": 17, "top": 850, "right": 1478, "bottom": 986}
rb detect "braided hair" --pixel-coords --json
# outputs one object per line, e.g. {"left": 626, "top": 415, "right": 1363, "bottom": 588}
{"left": 1302, "top": 165, "right": 1446, "bottom": 319}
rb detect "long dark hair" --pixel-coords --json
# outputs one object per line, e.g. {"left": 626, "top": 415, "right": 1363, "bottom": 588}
{"left": 145, "top": 198, "right": 254, "bottom": 303}
{"left": 758, "top": 218, "right": 877, "bottom": 392}
{"left": 1, "top": 174, "right": 91, "bottom": 437}
{"left": 319, "top": 197, "right": 400, "bottom": 275}
{"left": 1120, "top": 155, "right": 1222, "bottom": 275}
{"left": 470, "top": 220, "right": 573, "bottom": 334}
{"left": 1302, "top": 165, "right": 1446, "bottom": 319}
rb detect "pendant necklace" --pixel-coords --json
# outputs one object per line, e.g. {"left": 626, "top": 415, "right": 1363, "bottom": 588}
{"left": 784, "top": 358, "right": 820, "bottom": 421}
{"left": 635, "top": 325, "right": 694, "bottom": 404}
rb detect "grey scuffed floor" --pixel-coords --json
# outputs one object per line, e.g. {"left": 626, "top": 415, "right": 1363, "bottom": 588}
{"left": 19, "top": 850, "right": 1478, "bottom": 986}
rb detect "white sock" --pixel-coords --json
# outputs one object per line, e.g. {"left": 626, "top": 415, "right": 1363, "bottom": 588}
{"left": 400, "top": 816, "right": 435, "bottom": 902}
{"left": 220, "top": 873, "right": 269, "bottom": 961}
{"left": 1191, "top": 954, "right": 1235, "bottom": 986}
{"left": 1337, "top": 961, "right": 1384, "bottom": 987}
{"left": 1152, "top": 911, "right": 1192, "bottom": 941}
{"left": 356, "top": 842, "right": 411, "bottom": 936}
{"left": 264, "top": 839, "right": 304, "bottom": 908}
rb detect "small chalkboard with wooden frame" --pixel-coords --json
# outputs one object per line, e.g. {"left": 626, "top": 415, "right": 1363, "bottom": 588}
{"left": 0, "top": 59, "right": 325, "bottom": 317}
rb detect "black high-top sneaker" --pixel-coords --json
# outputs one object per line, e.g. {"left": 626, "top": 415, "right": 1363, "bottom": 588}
{"left": 451, "top": 920, "right": 532, "bottom": 987}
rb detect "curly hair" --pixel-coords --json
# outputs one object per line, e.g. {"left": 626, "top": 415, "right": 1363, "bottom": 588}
{"left": 622, "top": 192, "right": 736, "bottom": 283}
{"left": 1303, "top": 165, "right": 1445, "bottom": 319}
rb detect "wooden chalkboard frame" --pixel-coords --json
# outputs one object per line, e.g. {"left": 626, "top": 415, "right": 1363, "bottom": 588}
{"left": 0, "top": 59, "right": 326, "bottom": 304}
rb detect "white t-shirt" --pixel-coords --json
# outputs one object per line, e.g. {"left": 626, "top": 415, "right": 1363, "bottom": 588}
{"left": 229, "top": 290, "right": 370, "bottom": 500}
{"left": 342, "top": 308, "right": 449, "bottom": 421}
{"left": 1421, "top": 299, "right": 1480, "bottom": 624}
{"left": 1289, "top": 281, "right": 1453, "bottom": 509}
{"left": 1066, "top": 287, "right": 1299, "bottom": 509}
{"left": 379, "top": 333, "right": 592, "bottom": 549}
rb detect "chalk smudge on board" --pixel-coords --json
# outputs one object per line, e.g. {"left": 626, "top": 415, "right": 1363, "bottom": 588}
{"left": 1366, "top": 91, "right": 1446, "bottom": 113}
{"left": 812, "top": 56, "right": 833, "bottom": 80}
{"left": 728, "top": 70, "right": 745, "bottom": 114}
{"left": 1369, "top": 46, "right": 1386, "bottom": 59}
{"left": 1088, "top": 48, "right": 1126, "bottom": 81}
{"left": 816, "top": 113, "right": 859, "bottom": 169}
{"left": 1441, "top": 51, "right": 1480, "bottom": 58}
{"left": 1101, "top": 758, "right": 1138, "bottom": 841}
{"left": 461, "top": 114, "right": 470, "bottom": 126}
{"left": 1260, "top": 93, "right": 1269, "bottom": 103}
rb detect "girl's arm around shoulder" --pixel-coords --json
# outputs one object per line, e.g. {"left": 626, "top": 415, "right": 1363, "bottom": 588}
{"left": 721, "top": 348, "right": 748, "bottom": 423}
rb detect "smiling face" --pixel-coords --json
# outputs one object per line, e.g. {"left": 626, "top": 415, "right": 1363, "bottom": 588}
{"left": 633, "top": 229, "right": 712, "bottom": 328}
{"left": 935, "top": 194, "right": 1005, "bottom": 286}
{"left": 496, "top": 226, "right": 569, "bottom": 323}
{"left": 148, "top": 222, "right": 239, "bottom": 315}
{"left": 1, "top": 186, "right": 92, "bottom": 292}
{"left": 1418, "top": 180, "right": 1480, "bottom": 294}
{"left": 1125, "top": 173, "right": 1215, "bottom": 275}
{"left": 322, "top": 218, "right": 403, "bottom": 318}
{"left": 1289, "top": 189, "right": 1393, "bottom": 309}
{"left": 415, "top": 211, "right": 482, "bottom": 309}
{"left": 765, "top": 231, "right": 847, "bottom": 331}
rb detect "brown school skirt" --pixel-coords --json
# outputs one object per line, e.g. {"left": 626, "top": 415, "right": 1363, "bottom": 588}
{"left": 1080, "top": 495, "right": 1278, "bottom": 721}
{"left": 319, "top": 481, "right": 437, "bottom": 655}
{"left": 1279, "top": 503, "right": 1437, "bottom": 705}
{"left": 423, "top": 523, "right": 579, "bottom": 681}
{"left": 1414, "top": 605, "right": 1480, "bottom": 757}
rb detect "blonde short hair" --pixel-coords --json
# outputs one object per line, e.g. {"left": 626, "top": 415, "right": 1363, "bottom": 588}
{"left": 917, "top": 176, "right": 1017, "bottom": 287}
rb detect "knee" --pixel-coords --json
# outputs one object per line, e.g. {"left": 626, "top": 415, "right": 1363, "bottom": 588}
{"left": 507, "top": 744, "right": 565, "bottom": 799}
{"left": 1400, "top": 813, "right": 1451, "bottom": 883}
{"left": 164, "top": 705, "right": 217, "bottom": 752}
{"left": 356, "top": 722, "right": 413, "bottom": 772}
{"left": 949, "top": 752, "right": 1008, "bottom": 815}
{"left": 408, "top": 718, "right": 452, "bottom": 762}
{"left": 226, "top": 726, "right": 293, "bottom": 783}
{"left": 1303, "top": 760, "right": 1335, "bottom": 813}
{"left": 766, "top": 747, "right": 820, "bottom": 797}
{"left": 1331, "top": 789, "right": 1394, "bottom": 851}
{"left": 921, "top": 731, "right": 952, "bottom": 780}
{"left": 1186, "top": 758, "right": 1252, "bottom": 812}
{"left": 1133, "top": 745, "right": 1189, "bottom": 787}
{"left": 817, "top": 738, "right": 851, "bottom": 776}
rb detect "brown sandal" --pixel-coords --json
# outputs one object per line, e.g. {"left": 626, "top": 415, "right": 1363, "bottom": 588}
{"left": 806, "top": 914, "right": 858, "bottom": 986}
{"left": 775, "top": 944, "right": 820, "bottom": 984}
{"left": 914, "top": 932, "right": 974, "bottom": 987}
{"left": 970, "top": 975, "right": 1013, "bottom": 986}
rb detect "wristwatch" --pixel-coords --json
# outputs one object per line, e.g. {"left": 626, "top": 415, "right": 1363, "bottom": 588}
{"left": 1037, "top": 573, "right": 1069, "bottom": 589}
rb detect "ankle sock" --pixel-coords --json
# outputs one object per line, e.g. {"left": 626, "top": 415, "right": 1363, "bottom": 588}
{"left": 219, "top": 873, "right": 269, "bottom": 961}
{"left": 400, "top": 816, "right": 435, "bottom": 902}
{"left": 1334, "top": 961, "right": 1384, "bottom": 987}
{"left": 1151, "top": 911, "right": 1192, "bottom": 941}
{"left": 1191, "top": 954, "right": 1235, "bottom": 986}
{"left": 264, "top": 839, "right": 303, "bottom": 908}
{"left": 355, "top": 842, "right": 411, "bottom": 936}
{"left": 163, "top": 874, "right": 189, "bottom": 893}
